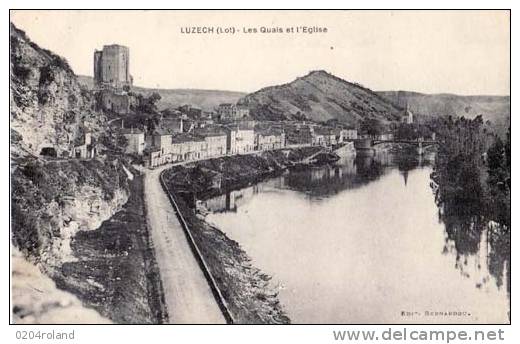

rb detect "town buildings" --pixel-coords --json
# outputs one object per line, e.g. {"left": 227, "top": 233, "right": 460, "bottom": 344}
{"left": 339, "top": 128, "right": 358, "bottom": 142}
{"left": 160, "top": 118, "right": 184, "bottom": 134}
{"left": 170, "top": 134, "right": 207, "bottom": 162}
{"left": 225, "top": 124, "right": 255, "bottom": 154}
{"left": 122, "top": 128, "right": 145, "bottom": 155}
{"left": 312, "top": 126, "right": 337, "bottom": 146}
{"left": 255, "top": 128, "right": 286, "bottom": 151}
{"left": 217, "top": 103, "right": 250, "bottom": 121}
{"left": 151, "top": 129, "right": 173, "bottom": 156}
{"left": 284, "top": 124, "right": 314, "bottom": 146}
{"left": 401, "top": 108, "right": 414, "bottom": 124}
{"left": 179, "top": 104, "right": 203, "bottom": 119}
{"left": 72, "top": 132, "right": 96, "bottom": 159}
{"left": 195, "top": 127, "right": 228, "bottom": 158}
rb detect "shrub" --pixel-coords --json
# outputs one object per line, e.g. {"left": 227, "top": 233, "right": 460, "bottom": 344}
{"left": 39, "top": 65, "right": 54, "bottom": 86}
{"left": 12, "top": 64, "right": 31, "bottom": 82}
{"left": 11, "top": 202, "right": 41, "bottom": 256}
{"left": 37, "top": 90, "right": 50, "bottom": 105}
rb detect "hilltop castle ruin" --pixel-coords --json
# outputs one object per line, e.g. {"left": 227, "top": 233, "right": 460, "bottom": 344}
{"left": 93, "top": 44, "right": 133, "bottom": 90}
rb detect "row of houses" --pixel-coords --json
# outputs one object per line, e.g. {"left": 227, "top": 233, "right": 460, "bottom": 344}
{"left": 121, "top": 121, "right": 361, "bottom": 168}
{"left": 121, "top": 123, "right": 285, "bottom": 168}
{"left": 284, "top": 124, "right": 358, "bottom": 147}
{"left": 165, "top": 103, "right": 250, "bottom": 123}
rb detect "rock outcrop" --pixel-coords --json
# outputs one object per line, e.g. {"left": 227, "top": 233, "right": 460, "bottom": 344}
{"left": 11, "top": 248, "right": 112, "bottom": 324}
{"left": 10, "top": 23, "right": 104, "bottom": 158}
{"left": 10, "top": 23, "right": 166, "bottom": 324}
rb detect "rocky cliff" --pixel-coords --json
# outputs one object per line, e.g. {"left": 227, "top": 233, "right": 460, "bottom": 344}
{"left": 10, "top": 23, "right": 166, "bottom": 323}
{"left": 238, "top": 70, "right": 404, "bottom": 125}
{"left": 10, "top": 23, "right": 103, "bottom": 158}
{"left": 12, "top": 248, "right": 112, "bottom": 324}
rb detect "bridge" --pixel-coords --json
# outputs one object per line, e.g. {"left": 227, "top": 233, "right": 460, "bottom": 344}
{"left": 353, "top": 138, "right": 439, "bottom": 155}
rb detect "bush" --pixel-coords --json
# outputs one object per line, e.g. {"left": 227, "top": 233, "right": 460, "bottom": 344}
{"left": 37, "top": 90, "right": 50, "bottom": 105}
{"left": 12, "top": 64, "right": 31, "bottom": 82}
{"left": 39, "top": 65, "right": 54, "bottom": 86}
{"left": 21, "top": 162, "right": 47, "bottom": 186}
{"left": 11, "top": 202, "right": 41, "bottom": 256}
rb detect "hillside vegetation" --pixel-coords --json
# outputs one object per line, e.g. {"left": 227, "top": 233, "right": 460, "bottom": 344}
{"left": 238, "top": 70, "right": 404, "bottom": 125}
{"left": 378, "top": 91, "right": 510, "bottom": 135}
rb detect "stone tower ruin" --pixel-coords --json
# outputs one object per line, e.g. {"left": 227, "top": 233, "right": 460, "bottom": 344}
{"left": 93, "top": 44, "right": 133, "bottom": 90}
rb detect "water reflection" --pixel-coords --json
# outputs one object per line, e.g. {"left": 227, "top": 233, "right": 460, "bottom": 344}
{"left": 202, "top": 152, "right": 509, "bottom": 323}
{"left": 433, "top": 157, "right": 511, "bottom": 314}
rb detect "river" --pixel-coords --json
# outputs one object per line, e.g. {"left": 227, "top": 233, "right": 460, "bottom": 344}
{"left": 203, "top": 152, "right": 510, "bottom": 324}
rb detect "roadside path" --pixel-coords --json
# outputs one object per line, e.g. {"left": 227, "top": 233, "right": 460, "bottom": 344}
{"left": 141, "top": 164, "right": 226, "bottom": 324}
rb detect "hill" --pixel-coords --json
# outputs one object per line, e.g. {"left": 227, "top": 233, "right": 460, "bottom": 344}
{"left": 377, "top": 91, "right": 510, "bottom": 132}
{"left": 237, "top": 70, "right": 404, "bottom": 125}
{"left": 77, "top": 75, "right": 245, "bottom": 112}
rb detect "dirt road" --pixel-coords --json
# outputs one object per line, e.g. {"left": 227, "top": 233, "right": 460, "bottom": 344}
{"left": 143, "top": 165, "right": 226, "bottom": 324}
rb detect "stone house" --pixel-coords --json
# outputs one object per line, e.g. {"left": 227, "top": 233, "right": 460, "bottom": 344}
{"left": 97, "top": 89, "right": 136, "bottom": 115}
{"left": 122, "top": 128, "right": 145, "bottom": 155}
{"left": 225, "top": 124, "right": 255, "bottom": 155}
{"left": 255, "top": 128, "right": 286, "bottom": 151}
{"left": 151, "top": 129, "right": 173, "bottom": 156}
{"left": 171, "top": 134, "right": 207, "bottom": 161}
{"left": 195, "top": 128, "right": 228, "bottom": 158}
{"left": 72, "top": 132, "right": 96, "bottom": 159}
{"left": 339, "top": 128, "right": 358, "bottom": 142}
{"left": 313, "top": 126, "right": 337, "bottom": 146}
{"left": 217, "top": 103, "right": 250, "bottom": 121}
{"left": 148, "top": 149, "right": 165, "bottom": 168}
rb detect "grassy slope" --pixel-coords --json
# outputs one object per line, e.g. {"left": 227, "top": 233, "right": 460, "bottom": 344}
{"left": 238, "top": 70, "right": 404, "bottom": 125}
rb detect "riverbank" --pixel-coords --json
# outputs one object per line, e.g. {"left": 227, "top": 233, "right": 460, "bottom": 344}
{"left": 164, "top": 146, "right": 323, "bottom": 203}
{"left": 161, "top": 147, "right": 328, "bottom": 323}
{"left": 54, "top": 170, "right": 168, "bottom": 323}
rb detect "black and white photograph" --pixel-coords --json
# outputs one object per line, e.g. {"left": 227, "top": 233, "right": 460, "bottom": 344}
{"left": 9, "top": 9, "right": 511, "bottom": 329}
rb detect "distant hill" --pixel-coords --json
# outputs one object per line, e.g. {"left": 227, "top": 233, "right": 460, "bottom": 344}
{"left": 237, "top": 70, "right": 404, "bottom": 125}
{"left": 377, "top": 91, "right": 510, "bottom": 123}
{"left": 377, "top": 90, "right": 510, "bottom": 135}
{"left": 77, "top": 75, "right": 245, "bottom": 112}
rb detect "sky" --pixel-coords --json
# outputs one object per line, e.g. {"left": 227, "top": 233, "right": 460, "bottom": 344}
{"left": 11, "top": 10, "right": 510, "bottom": 95}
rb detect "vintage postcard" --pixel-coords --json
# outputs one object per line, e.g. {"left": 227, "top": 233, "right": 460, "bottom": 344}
{"left": 10, "top": 10, "right": 510, "bottom": 325}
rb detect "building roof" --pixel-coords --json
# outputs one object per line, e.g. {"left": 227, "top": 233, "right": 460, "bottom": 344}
{"left": 314, "top": 126, "right": 336, "bottom": 136}
{"left": 256, "top": 127, "right": 284, "bottom": 136}
{"left": 152, "top": 128, "right": 174, "bottom": 136}
{"left": 195, "top": 128, "right": 227, "bottom": 138}
{"left": 224, "top": 120, "right": 255, "bottom": 131}
{"left": 171, "top": 133, "right": 205, "bottom": 143}
{"left": 121, "top": 127, "right": 144, "bottom": 135}
{"left": 160, "top": 118, "right": 183, "bottom": 129}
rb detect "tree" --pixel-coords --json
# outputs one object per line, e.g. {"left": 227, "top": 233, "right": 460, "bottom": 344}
{"left": 395, "top": 123, "right": 417, "bottom": 140}
{"left": 135, "top": 92, "right": 162, "bottom": 114}
{"left": 360, "top": 118, "right": 384, "bottom": 136}
{"left": 487, "top": 131, "right": 510, "bottom": 226}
